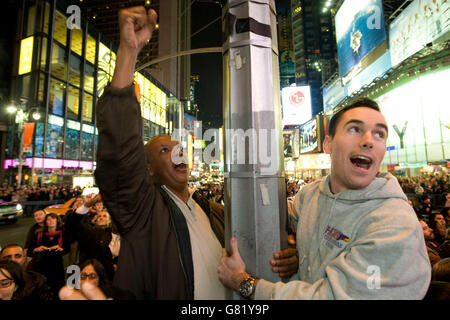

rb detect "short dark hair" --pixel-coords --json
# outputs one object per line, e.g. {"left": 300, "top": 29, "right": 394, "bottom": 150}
{"left": 327, "top": 98, "right": 381, "bottom": 138}
{"left": 0, "top": 244, "right": 24, "bottom": 256}
{"left": 79, "top": 258, "right": 111, "bottom": 286}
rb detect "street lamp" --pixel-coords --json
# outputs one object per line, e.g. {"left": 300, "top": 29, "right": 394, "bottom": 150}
{"left": 6, "top": 97, "right": 41, "bottom": 187}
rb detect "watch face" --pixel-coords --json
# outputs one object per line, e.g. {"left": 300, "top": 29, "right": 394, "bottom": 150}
{"left": 239, "top": 277, "right": 255, "bottom": 298}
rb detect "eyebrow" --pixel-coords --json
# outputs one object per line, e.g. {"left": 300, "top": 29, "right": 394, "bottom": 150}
{"left": 344, "top": 119, "right": 389, "bottom": 133}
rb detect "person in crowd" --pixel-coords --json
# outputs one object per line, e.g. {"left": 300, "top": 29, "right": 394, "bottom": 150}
{"left": 420, "top": 220, "right": 442, "bottom": 266}
{"left": 218, "top": 98, "right": 431, "bottom": 299}
{"left": 63, "top": 195, "right": 85, "bottom": 266}
{"left": 65, "top": 194, "right": 117, "bottom": 282}
{"left": 24, "top": 209, "right": 46, "bottom": 259}
{"left": 427, "top": 213, "right": 450, "bottom": 259}
{"left": 0, "top": 244, "right": 53, "bottom": 300}
{"left": 418, "top": 195, "right": 433, "bottom": 218}
{"left": 432, "top": 257, "right": 450, "bottom": 283}
{"left": 27, "top": 212, "right": 66, "bottom": 297}
{"left": 0, "top": 260, "right": 25, "bottom": 300}
{"left": 62, "top": 6, "right": 297, "bottom": 301}
{"left": 59, "top": 259, "right": 135, "bottom": 300}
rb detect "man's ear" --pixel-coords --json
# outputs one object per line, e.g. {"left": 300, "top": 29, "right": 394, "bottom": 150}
{"left": 323, "top": 135, "right": 332, "bottom": 154}
{"left": 147, "top": 164, "right": 155, "bottom": 177}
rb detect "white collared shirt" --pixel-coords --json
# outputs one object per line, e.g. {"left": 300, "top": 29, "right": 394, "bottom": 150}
{"left": 162, "top": 186, "right": 226, "bottom": 300}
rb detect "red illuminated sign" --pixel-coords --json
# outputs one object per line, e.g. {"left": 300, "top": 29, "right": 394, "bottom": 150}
{"left": 289, "top": 91, "right": 305, "bottom": 106}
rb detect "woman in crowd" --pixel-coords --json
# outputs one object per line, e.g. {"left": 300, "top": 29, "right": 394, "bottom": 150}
{"left": 0, "top": 260, "right": 25, "bottom": 300}
{"left": 27, "top": 213, "right": 66, "bottom": 297}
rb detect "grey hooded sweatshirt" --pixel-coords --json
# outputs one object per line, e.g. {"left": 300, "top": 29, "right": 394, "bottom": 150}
{"left": 255, "top": 172, "right": 431, "bottom": 300}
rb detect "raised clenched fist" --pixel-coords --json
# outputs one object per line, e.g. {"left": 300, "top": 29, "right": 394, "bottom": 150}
{"left": 118, "top": 6, "right": 158, "bottom": 56}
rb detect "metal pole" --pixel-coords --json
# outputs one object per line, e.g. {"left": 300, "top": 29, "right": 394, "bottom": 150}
{"left": 222, "top": 0, "right": 287, "bottom": 299}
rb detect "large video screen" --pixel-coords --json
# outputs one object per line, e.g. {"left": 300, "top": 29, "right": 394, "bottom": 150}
{"left": 335, "top": 0, "right": 387, "bottom": 79}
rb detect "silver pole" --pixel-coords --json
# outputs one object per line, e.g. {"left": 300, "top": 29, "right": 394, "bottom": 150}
{"left": 222, "top": 0, "right": 287, "bottom": 299}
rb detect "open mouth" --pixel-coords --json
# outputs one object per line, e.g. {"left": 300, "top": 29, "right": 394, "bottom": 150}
{"left": 350, "top": 155, "right": 372, "bottom": 171}
{"left": 174, "top": 163, "right": 187, "bottom": 170}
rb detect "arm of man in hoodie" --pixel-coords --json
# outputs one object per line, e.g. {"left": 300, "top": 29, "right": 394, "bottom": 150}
{"left": 254, "top": 200, "right": 431, "bottom": 300}
{"left": 94, "top": 7, "right": 158, "bottom": 235}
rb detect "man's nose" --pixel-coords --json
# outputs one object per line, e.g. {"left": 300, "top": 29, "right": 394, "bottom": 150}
{"left": 360, "top": 132, "right": 374, "bottom": 149}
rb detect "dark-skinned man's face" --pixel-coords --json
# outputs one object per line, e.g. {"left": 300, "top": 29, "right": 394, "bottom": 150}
{"left": 145, "top": 135, "right": 189, "bottom": 191}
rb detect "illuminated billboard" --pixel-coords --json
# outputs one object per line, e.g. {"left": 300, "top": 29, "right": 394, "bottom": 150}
{"left": 300, "top": 116, "right": 323, "bottom": 154}
{"left": 18, "top": 36, "right": 34, "bottom": 75}
{"left": 377, "top": 67, "right": 450, "bottom": 165}
{"left": 283, "top": 129, "right": 300, "bottom": 158}
{"left": 389, "top": 0, "right": 450, "bottom": 67}
{"left": 281, "top": 86, "right": 312, "bottom": 127}
{"left": 335, "top": 0, "right": 387, "bottom": 81}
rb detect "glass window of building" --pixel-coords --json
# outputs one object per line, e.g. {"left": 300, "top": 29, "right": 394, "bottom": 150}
{"left": 84, "top": 63, "right": 94, "bottom": 93}
{"left": 83, "top": 93, "right": 93, "bottom": 123}
{"left": 16, "top": 75, "right": 32, "bottom": 101}
{"left": 86, "top": 34, "right": 96, "bottom": 65}
{"left": 26, "top": 5, "right": 37, "bottom": 37}
{"left": 67, "top": 85, "right": 80, "bottom": 120}
{"left": 81, "top": 124, "right": 94, "bottom": 161}
{"left": 71, "top": 28, "right": 83, "bottom": 56}
{"left": 69, "top": 53, "right": 81, "bottom": 87}
{"left": 97, "top": 42, "right": 116, "bottom": 97}
{"left": 40, "top": 37, "right": 47, "bottom": 71}
{"left": 41, "top": 2, "right": 50, "bottom": 34}
{"left": 65, "top": 119, "right": 80, "bottom": 160}
{"left": 37, "top": 73, "right": 46, "bottom": 107}
{"left": 34, "top": 122, "right": 45, "bottom": 157}
{"left": 46, "top": 114, "right": 64, "bottom": 158}
{"left": 49, "top": 77, "right": 65, "bottom": 116}
{"left": 51, "top": 42, "right": 67, "bottom": 80}
{"left": 53, "top": 10, "right": 67, "bottom": 46}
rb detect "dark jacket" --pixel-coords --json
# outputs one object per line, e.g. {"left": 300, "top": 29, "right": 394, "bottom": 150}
{"left": 94, "top": 85, "right": 224, "bottom": 300}
{"left": 14, "top": 270, "right": 54, "bottom": 301}
{"left": 64, "top": 210, "right": 116, "bottom": 282}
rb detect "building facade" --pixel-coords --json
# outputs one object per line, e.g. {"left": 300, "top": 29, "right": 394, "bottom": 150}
{"left": 5, "top": 0, "right": 182, "bottom": 185}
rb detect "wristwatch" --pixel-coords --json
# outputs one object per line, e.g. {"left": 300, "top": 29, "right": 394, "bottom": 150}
{"left": 238, "top": 275, "right": 258, "bottom": 299}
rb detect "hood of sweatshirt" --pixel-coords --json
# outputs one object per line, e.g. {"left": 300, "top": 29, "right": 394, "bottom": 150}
{"left": 318, "top": 172, "right": 408, "bottom": 203}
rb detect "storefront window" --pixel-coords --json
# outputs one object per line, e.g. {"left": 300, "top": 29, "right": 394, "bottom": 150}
{"left": 67, "top": 85, "right": 80, "bottom": 120}
{"left": 65, "top": 119, "right": 80, "bottom": 160}
{"left": 53, "top": 10, "right": 67, "bottom": 46}
{"left": 49, "top": 77, "right": 65, "bottom": 116}
{"left": 34, "top": 122, "right": 45, "bottom": 157}
{"left": 46, "top": 115, "right": 64, "bottom": 158}
{"left": 84, "top": 63, "right": 94, "bottom": 93}
{"left": 69, "top": 53, "right": 81, "bottom": 87}
{"left": 51, "top": 43, "right": 67, "bottom": 80}
{"left": 71, "top": 28, "right": 83, "bottom": 57}
{"left": 86, "top": 34, "right": 96, "bottom": 65}
{"left": 83, "top": 93, "right": 93, "bottom": 123}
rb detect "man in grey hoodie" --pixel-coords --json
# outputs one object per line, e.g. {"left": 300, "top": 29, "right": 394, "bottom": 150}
{"left": 218, "top": 98, "right": 431, "bottom": 299}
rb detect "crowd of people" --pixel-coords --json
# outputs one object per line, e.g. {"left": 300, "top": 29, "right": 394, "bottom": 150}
{"left": 0, "top": 184, "right": 82, "bottom": 203}
{"left": 0, "top": 191, "right": 126, "bottom": 300}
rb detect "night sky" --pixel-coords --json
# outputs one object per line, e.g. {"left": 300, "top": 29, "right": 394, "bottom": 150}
{"left": 190, "top": 2, "right": 223, "bottom": 130}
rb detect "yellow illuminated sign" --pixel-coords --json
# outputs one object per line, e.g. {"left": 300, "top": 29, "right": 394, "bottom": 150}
{"left": 19, "top": 36, "right": 34, "bottom": 75}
